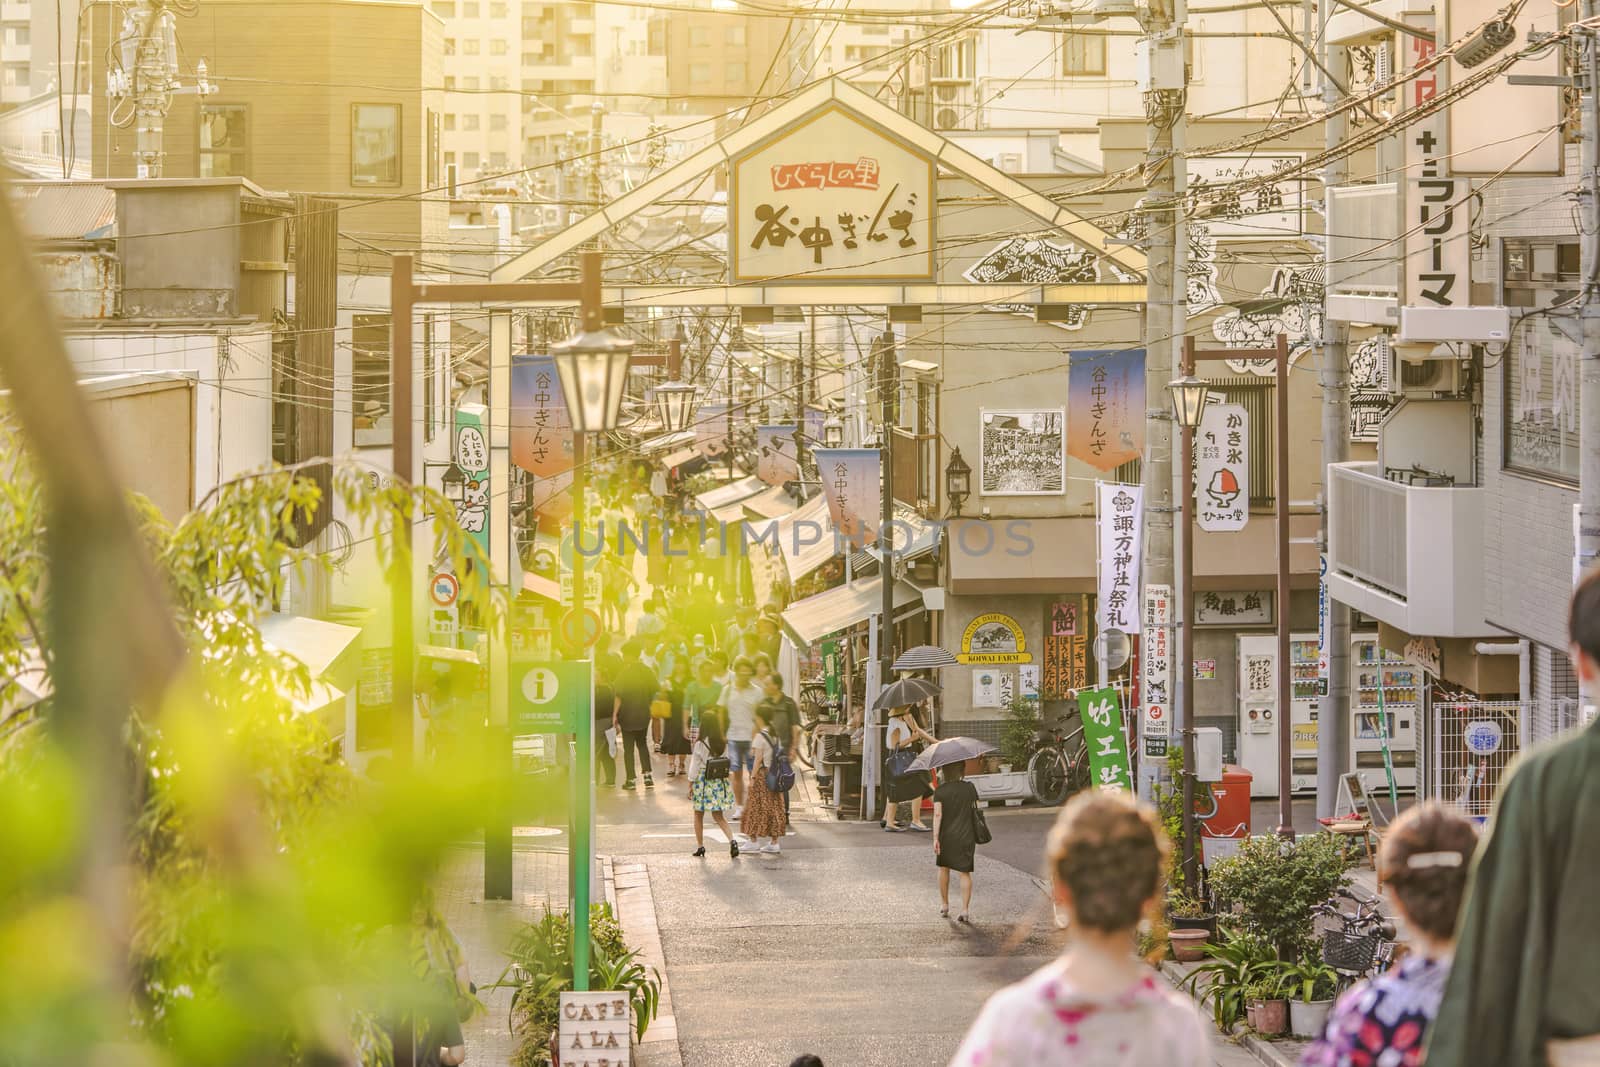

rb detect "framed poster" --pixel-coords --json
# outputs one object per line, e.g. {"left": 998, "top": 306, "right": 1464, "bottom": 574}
{"left": 979, "top": 409, "right": 1065, "bottom": 496}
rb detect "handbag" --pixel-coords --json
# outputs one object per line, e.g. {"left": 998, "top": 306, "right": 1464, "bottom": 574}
{"left": 886, "top": 746, "right": 917, "bottom": 779}
{"left": 650, "top": 697, "right": 673, "bottom": 720}
{"left": 972, "top": 804, "right": 993, "bottom": 846}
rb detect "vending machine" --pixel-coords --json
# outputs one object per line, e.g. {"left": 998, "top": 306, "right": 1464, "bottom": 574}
{"left": 1236, "top": 633, "right": 1321, "bottom": 798}
{"left": 1350, "top": 634, "right": 1419, "bottom": 793}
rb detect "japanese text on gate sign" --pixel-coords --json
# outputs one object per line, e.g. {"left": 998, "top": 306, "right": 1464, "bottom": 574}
{"left": 1142, "top": 585, "right": 1172, "bottom": 740}
{"left": 1096, "top": 483, "right": 1144, "bottom": 634}
{"left": 1078, "top": 685, "right": 1133, "bottom": 791}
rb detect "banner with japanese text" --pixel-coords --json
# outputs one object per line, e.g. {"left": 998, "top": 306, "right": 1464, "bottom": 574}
{"left": 1078, "top": 685, "right": 1133, "bottom": 792}
{"left": 510, "top": 357, "right": 574, "bottom": 477}
{"left": 696, "top": 402, "right": 732, "bottom": 460}
{"left": 815, "top": 448, "right": 880, "bottom": 547}
{"left": 1194, "top": 402, "right": 1249, "bottom": 531}
{"left": 756, "top": 425, "right": 800, "bottom": 486}
{"left": 453, "top": 405, "right": 490, "bottom": 561}
{"left": 1095, "top": 483, "right": 1143, "bottom": 635}
{"left": 1142, "top": 585, "right": 1172, "bottom": 750}
{"left": 1067, "top": 348, "right": 1145, "bottom": 471}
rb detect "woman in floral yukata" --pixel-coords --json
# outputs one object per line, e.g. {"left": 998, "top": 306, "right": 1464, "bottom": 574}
{"left": 1300, "top": 803, "right": 1479, "bottom": 1067}
{"left": 949, "top": 791, "right": 1211, "bottom": 1066}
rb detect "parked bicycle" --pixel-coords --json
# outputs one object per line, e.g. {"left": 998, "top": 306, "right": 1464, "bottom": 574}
{"left": 1313, "top": 886, "right": 1398, "bottom": 996}
{"left": 793, "top": 681, "right": 838, "bottom": 769}
{"left": 1026, "top": 719, "right": 1090, "bottom": 806}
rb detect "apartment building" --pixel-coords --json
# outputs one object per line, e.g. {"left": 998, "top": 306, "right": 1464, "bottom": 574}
{"left": 1, "top": 0, "right": 81, "bottom": 106}
{"left": 432, "top": 0, "right": 525, "bottom": 181}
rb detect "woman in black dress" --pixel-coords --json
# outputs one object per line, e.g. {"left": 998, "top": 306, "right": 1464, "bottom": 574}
{"left": 933, "top": 762, "right": 981, "bottom": 922}
{"left": 659, "top": 658, "right": 694, "bottom": 776}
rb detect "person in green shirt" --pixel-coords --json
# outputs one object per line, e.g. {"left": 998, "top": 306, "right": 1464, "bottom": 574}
{"left": 683, "top": 656, "right": 725, "bottom": 747}
{"left": 1426, "top": 569, "right": 1600, "bottom": 1066}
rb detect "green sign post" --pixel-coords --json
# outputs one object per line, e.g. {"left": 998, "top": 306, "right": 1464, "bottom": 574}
{"left": 822, "top": 639, "right": 841, "bottom": 704}
{"left": 1077, "top": 685, "right": 1133, "bottom": 791}
{"left": 510, "top": 659, "right": 594, "bottom": 989}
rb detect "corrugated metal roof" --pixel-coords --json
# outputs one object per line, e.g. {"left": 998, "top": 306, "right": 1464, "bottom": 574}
{"left": 9, "top": 181, "right": 116, "bottom": 242}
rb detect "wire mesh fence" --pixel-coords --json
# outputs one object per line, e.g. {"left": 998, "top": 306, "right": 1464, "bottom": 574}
{"left": 1431, "top": 698, "right": 1583, "bottom": 818}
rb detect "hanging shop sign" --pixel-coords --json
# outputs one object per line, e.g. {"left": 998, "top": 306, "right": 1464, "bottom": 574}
{"left": 1067, "top": 349, "right": 1146, "bottom": 471}
{"left": 1194, "top": 590, "right": 1273, "bottom": 627}
{"left": 1404, "top": 635, "right": 1442, "bottom": 676}
{"left": 958, "top": 612, "right": 1032, "bottom": 665}
{"left": 1194, "top": 402, "right": 1249, "bottom": 532}
{"left": 815, "top": 448, "right": 881, "bottom": 547}
{"left": 1401, "top": 20, "right": 1470, "bottom": 308}
{"left": 1078, "top": 685, "right": 1133, "bottom": 791}
{"left": 729, "top": 104, "right": 936, "bottom": 283}
{"left": 510, "top": 356, "right": 574, "bottom": 477}
{"left": 1142, "top": 585, "right": 1172, "bottom": 740}
{"left": 1186, "top": 154, "right": 1305, "bottom": 238}
{"left": 696, "top": 402, "right": 731, "bottom": 460}
{"left": 756, "top": 425, "right": 801, "bottom": 486}
{"left": 453, "top": 405, "right": 490, "bottom": 560}
{"left": 1095, "top": 482, "right": 1144, "bottom": 634}
{"left": 1042, "top": 634, "right": 1090, "bottom": 698}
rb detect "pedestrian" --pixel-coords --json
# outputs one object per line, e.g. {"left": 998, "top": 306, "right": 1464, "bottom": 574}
{"left": 612, "top": 640, "right": 659, "bottom": 790}
{"left": 881, "top": 705, "right": 935, "bottom": 832}
{"left": 635, "top": 596, "right": 665, "bottom": 640}
{"left": 1426, "top": 567, "right": 1600, "bottom": 1067}
{"left": 725, "top": 603, "right": 756, "bottom": 654}
{"left": 1300, "top": 802, "right": 1479, "bottom": 1067}
{"left": 659, "top": 658, "right": 694, "bottom": 777}
{"left": 759, "top": 671, "right": 800, "bottom": 823}
{"left": 742, "top": 703, "right": 789, "bottom": 854}
{"left": 932, "top": 761, "right": 980, "bottom": 921}
{"left": 684, "top": 655, "right": 724, "bottom": 744}
{"left": 755, "top": 608, "right": 782, "bottom": 663}
{"left": 687, "top": 716, "right": 739, "bottom": 859}
{"left": 723, "top": 656, "right": 761, "bottom": 817}
{"left": 752, "top": 652, "right": 774, "bottom": 688}
{"left": 593, "top": 654, "right": 621, "bottom": 788}
{"left": 949, "top": 791, "right": 1211, "bottom": 1065}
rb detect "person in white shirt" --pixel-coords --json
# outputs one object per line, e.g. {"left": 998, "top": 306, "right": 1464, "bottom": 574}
{"left": 722, "top": 657, "right": 761, "bottom": 817}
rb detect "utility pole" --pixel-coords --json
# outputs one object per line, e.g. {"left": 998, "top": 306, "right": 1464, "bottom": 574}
{"left": 1580, "top": 0, "right": 1600, "bottom": 619}
{"left": 105, "top": 1, "right": 213, "bottom": 178}
{"left": 1316, "top": 0, "right": 1353, "bottom": 819}
{"left": 876, "top": 327, "right": 898, "bottom": 820}
{"left": 391, "top": 255, "right": 416, "bottom": 773}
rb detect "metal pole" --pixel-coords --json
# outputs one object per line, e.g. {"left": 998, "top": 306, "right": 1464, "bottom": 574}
{"left": 1180, "top": 340, "right": 1198, "bottom": 891}
{"left": 570, "top": 429, "right": 590, "bottom": 991}
{"left": 391, "top": 254, "right": 415, "bottom": 771}
{"left": 1579, "top": 0, "right": 1600, "bottom": 640}
{"left": 880, "top": 327, "right": 897, "bottom": 684}
{"left": 1275, "top": 335, "right": 1295, "bottom": 838}
{"left": 726, "top": 339, "right": 735, "bottom": 478}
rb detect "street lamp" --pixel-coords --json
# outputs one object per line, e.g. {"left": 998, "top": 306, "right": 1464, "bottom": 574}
{"left": 441, "top": 464, "right": 467, "bottom": 504}
{"left": 944, "top": 447, "right": 972, "bottom": 517}
{"left": 1166, "top": 371, "right": 1210, "bottom": 894}
{"left": 821, "top": 415, "right": 845, "bottom": 449}
{"left": 1169, "top": 374, "right": 1212, "bottom": 431}
{"left": 654, "top": 380, "right": 698, "bottom": 434}
{"left": 550, "top": 327, "right": 635, "bottom": 433}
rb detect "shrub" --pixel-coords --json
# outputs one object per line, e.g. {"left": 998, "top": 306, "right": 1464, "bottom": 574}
{"left": 998, "top": 698, "right": 1041, "bottom": 769}
{"left": 1208, "top": 834, "right": 1351, "bottom": 960}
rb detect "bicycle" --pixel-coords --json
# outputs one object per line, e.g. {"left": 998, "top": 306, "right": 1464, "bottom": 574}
{"left": 1026, "top": 720, "right": 1090, "bottom": 806}
{"left": 793, "top": 681, "right": 838, "bottom": 769}
{"left": 1313, "top": 887, "right": 1397, "bottom": 996}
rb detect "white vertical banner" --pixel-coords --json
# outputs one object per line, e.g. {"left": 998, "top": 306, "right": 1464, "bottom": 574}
{"left": 1318, "top": 553, "right": 1331, "bottom": 696}
{"left": 1096, "top": 482, "right": 1144, "bottom": 634}
{"left": 1142, "top": 584, "right": 1173, "bottom": 752}
{"left": 1195, "top": 402, "right": 1250, "bottom": 532}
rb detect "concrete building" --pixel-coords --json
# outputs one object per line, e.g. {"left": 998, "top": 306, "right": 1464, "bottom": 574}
{"left": 432, "top": 0, "right": 525, "bottom": 182}
{"left": 2, "top": 0, "right": 82, "bottom": 106}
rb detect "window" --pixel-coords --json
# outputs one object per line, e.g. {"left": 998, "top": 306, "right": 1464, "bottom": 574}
{"left": 351, "top": 103, "right": 401, "bottom": 186}
{"left": 726, "top": 61, "right": 746, "bottom": 84}
{"left": 1062, "top": 34, "right": 1106, "bottom": 76}
{"left": 523, "top": 52, "right": 539, "bottom": 65}
{"left": 463, "top": 39, "right": 480, "bottom": 54}
{"left": 444, "top": 150, "right": 457, "bottom": 166}
{"left": 489, "top": 74, "right": 509, "bottom": 90}
{"left": 444, "top": 75, "right": 456, "bottom": 90}
{"left": 433, "top": 1, "right": 456, "bottom": 15}
{"left": 463, "top": 150, "right": 480, "bottom": 169}
{"left": 490, "top": 151, "right": 507, "bottom": 168}
{"left": 352, "top": 314, "right": 392, "bottom": 448}
{"left": 491, "top": 0, "right": 507, "bottom": 15}
{"left": 9, "top": 26, "right": 30, "bottom": 46}
{"left": 463, "top": 1, "right": 479, "bottom": 14}
{"left": 463, "top": 113, "right": 480, "bottom": 130}
{"left": 198, "top": 103, "right": 248, "bottom": 178}
{"left": 444, "top": 38, "right": 456, "bottom": 55}
{"left": 1503, "top": 241, "right": 1581, "bottom": 482}
{"left": 491, "top": 39, "right": 507, "bottom": 55}
{"left": 444, "top": 112, "right": 456, "bottom": 130}
{"left": 423, "top": 314, "right": 437, "bottom": 443}
{"left": 690, "top": 61, "right": 711, "bottom": 84}
{"left": 726, "top": 25, "right": 745, "bottom": 46}
{"left": 463, "top": 75, "right": 480, "bottom": 89}
{"left": 427, "top": 109, "right": 441, "bottom": 186}
{"left": 489, "top": 113, "right": 507, "bottom": 130}
{"left": 690, "top": 26, "right": 710, "bottom": 46}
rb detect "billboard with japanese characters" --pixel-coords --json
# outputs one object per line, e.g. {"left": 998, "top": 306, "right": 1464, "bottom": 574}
{"left": 729, "top": 104, "right": 936, "bottom": 283}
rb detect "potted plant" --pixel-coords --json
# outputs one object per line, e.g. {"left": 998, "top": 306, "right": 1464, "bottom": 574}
{"left": 1208, "top": 832, "right": 1352, "bottom": 961}
{"left": 1179, "top": 930, "right": 1276, "bottom": 1034}
{"left": 1246, "top": 966, "right": 1292, "bottom": 1037}
{"left": 1167, "top": 889, "right": 1217, "bottom": 938}
{"left": 1283, "top": 959, "right": 1339, "bottom": 1038}
{"left": 998, "top": 698, "right": 1040, "bottom": 774}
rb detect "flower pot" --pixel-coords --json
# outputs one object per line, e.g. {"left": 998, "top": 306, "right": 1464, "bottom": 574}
{"left": 1168, "top": 928, "right": 1211, "bottom": 963}
{"left": 1290, "top": 997, "right": 1334, "bottom": 1038}
{"left": 1245, "top": 1000, "right": 1262, "bottom": 1031}
{"left": 1171, "top": 913, "right": 1217, "bottom": 939}
{"left": 998, "top": 763, "right": 1012, "bottom": 773}
{"left": 1254, "top": 998, "right": 1289, "bottom": 1037}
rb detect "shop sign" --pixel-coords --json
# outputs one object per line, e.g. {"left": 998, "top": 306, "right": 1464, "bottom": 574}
{"left": 1145, "top": 736, "right": 1168, "bottom": 758}
{"left": 730, "top": 104, "right": 936, "bottom": 283}
{"left": 822, "top": 639, "right": 842, "bottom": 703}
{"left": 1401, "top": 20, "right": 1470, "bottom": 308}
{"left": 1019, "top": 664, "right": 1040, "bottom": 702}
{"left": 972, "top": 669, "right": 1005, "bottom": 708}
{"left": 958, "top": 612, "right": 1031, "bottom": 665}
{"left": 558, "top": 991, "right": 632, "bottom": 1067}
{"left": 1403, "top": 635, "right": 1442, "bottom": 676}
{"left": 1463, "top": 720, "right": 1503, "bottom": 755}
{"left": 1194, "top": 658, "right": 1217, "bottom": 680}
{"left": 1050, "top": 599, "right": 1081, "bottom": 637}
{"left": 454, "top": 405, "right": 490, "bottom": 560}
{"left": 1078, "top": 685, "right": 1132, "bottom": 791}
{"left": 1194, "top": 590, "right": 1273, "bottom": 627}
{"left": 1142, "top": 584, "right": 1172, "bottom": 739}
{"left": 1194, "top": 403, "right": 1249, "bottom": 532}
{"left": 1317, "top": 554, "right": 1330, "bottom": 696}
{"left": 1095, "top": 482, "right": 1143, "bottom": 633}
{"left": 1042, "top": 634, "right": 1089, "bottom": 698}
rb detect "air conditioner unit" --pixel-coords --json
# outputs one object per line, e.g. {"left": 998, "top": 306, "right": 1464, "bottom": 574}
{"left": 1398, "top": 305, "right": 1510, "bottom": 343}
{"left": 1389, "top": 344, "right": 1466, "bottom": 398}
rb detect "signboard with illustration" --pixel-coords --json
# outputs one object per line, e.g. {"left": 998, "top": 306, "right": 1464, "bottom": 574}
{"left": 453, "top": 405, "right": 490, "bottom": 560}
{"left": 1194, "top": 402, "right": 1249, "bottom": 532}
{"left": 510, "top": 356, "right": 573, "bottom": 477}
{"left": 1067, "top": 348, "right": 1145, "bottom": 472}
{"left": 815, "top": 448, "right": 880, "bottom": 547}
{"left": 730, "top": 104, "right": 936, "bottom": 283}
{"left": 1078, "top": 685, "right": 1132, "bottom": 791}
{"left": 958, "top": 612, "right": 1031, "bottom": 665}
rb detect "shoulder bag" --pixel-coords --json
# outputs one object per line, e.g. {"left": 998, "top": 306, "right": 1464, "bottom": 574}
{"left": 972, "top": 794, "right": 993, "bottom": 845}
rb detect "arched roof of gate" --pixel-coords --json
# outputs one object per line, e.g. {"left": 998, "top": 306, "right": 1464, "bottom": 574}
{"left": 490, "top": 77, "right": 1147, "bottom": 307}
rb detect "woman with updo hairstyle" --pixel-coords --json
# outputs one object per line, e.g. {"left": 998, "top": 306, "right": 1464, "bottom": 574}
{"left": 1301, "top": 802, "right": 1478, "bottom": 1067}
{"left": 950, "top": 791, "right": 1211, "bottom": 1066}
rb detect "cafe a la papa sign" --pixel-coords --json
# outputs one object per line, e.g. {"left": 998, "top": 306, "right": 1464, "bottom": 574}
{"left": 958, "top": 612, "right": 1032, "bottom": 665}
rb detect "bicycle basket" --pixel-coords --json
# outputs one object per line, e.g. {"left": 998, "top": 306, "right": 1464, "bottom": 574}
{"left": 1321, "top": 930, "right": 1379, "bottom": 973}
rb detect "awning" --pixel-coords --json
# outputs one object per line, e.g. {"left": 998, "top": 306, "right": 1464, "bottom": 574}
{"left": 742, "top": 484, "right": 802, "bottom": 522}
{"left": 746, "top": 494, "right": 842, "bottom": 585}
{"left": 640, "top": 429, "right": 696, "bottom": 455}
{"left": 850, "top": 504, "right": 941, "bottom": 572}
{"left": 780, "top": 577, "right": 926, "bottom": 648}
{"left": 522, "top": 570, "right": 562, "bottom": 602}
{"left": 660, "top": 446, "right": 704, "bottom": 471}
{"left": 694, "top": 474, "right": 766, "bottom": 512}
{"left": 293, "top": 680, "right": 347, "bottom": 737}
{"left": 257, "top": 613, "right": 363, "bottom": 679}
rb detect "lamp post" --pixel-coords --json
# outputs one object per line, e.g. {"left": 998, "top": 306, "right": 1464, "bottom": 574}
{"left": 548, "top": 266, "right": 634, "bottom": 994}
{"left": 944, "top": 447, "right": 971, "bottom": 517}
{"left": 821, "top": 415, "right": 845, "bottom": 449}
{"left": 654, "top": 380, "right": 698, "bottom": 434}
{"left": 1168, "top": 371, "right": 1212, "bottom": 893}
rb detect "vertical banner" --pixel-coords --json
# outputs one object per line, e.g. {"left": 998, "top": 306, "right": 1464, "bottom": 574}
{"left": 1142, "top": 584, "right": 1172, "bottom": 755}
{"left": 1317, "top": 554, "right": 1331, "bottom": 697}
{"left": 696, "top": 402, "right": 731, "bottom": 459}
{"left": 453, "top": 405, "right": 490, "bottom": 561}
{"left": 1078, "top": 685, "right": 1133, "bottom": 791}
{"left": 1401, "top": 17, "right": 1470, "bottom": 308}
{"left": 1095, "top": 482, "right": 1143, "bottom": 634}
{"left": 756, "top": 425, "right": 801, "bottom": 486}
{"left": 510, "top": 356, "right": 573, "bottom": 477}
{"left": 1194, "top": 402, "right": 1249, "bottom": 531}
{"left": 1068, "top": 348, "right": 1146, "bottom": 471}
{"left": 815, "top": 448, "right": 880, "bottom": 547}
{"left": 804, "top": 405, "right": 827, "bottom": 450}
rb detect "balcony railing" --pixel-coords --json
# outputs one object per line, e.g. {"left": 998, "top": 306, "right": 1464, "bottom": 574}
{"left": 1330, "top": 462, "right": 1408, "bottom": 596}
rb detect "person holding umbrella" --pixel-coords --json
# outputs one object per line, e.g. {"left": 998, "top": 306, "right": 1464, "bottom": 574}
{"left": 880, "top": 704, "right": 936, "bottom": 832}
{"left": 908, "top": 736, "right": 995, "bottom": 923}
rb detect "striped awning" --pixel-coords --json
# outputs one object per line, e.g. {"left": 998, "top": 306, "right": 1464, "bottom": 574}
{"left": 694, "top": 474, "right": 766, "bottom": 513}
{"left": 780, "top": 577, "right": 926, "bottom": 648}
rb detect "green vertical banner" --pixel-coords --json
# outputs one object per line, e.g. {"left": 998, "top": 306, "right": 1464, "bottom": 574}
{"left": 1077, "top": 685, "right": 1133, "bottom": 791}
{"left": 822, "top": 639, "right": 841, "bottom": 703}
{"left": 453, "top": 404, "right": 490, "bottom": 564}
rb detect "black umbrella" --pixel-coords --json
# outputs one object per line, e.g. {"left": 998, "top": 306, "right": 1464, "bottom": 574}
{"left": 872, "top": 676, "right": 942, "bottom": 710}
{"left": 891, "top": 644, "right": 959, "bottom": 671}
{"left": 907, "top": 736, "right": 996, "bottom": 773}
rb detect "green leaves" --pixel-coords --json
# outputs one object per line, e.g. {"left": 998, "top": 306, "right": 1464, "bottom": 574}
{"left": 1208, "top": 833, "right": 1352, "bottom": 961}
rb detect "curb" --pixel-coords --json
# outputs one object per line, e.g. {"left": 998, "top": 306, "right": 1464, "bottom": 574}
{"left": 610, "top": 858, "right": 682, "bottom": 1067}
{"left": 1158, "top": 961, "right": 1299, "bottom": 1067}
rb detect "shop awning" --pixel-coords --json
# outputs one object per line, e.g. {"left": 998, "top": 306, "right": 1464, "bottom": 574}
{"left": 780, "top": 577, "right": 926, "bottom": 648}
{"left": 850, "top": 505, "right": 941, "bottom": 572}
{"left": 522, "top": 571, "right": 562, "bottom": 602}
{"left": 742, "top": 484, "right": 802, "bottom": 522}
{"left": 257, "top": 613, "right": 363, "bottom": 679}
{"left": 660, "top": 446, "right": 703, "bottom": 471}
{"left": 640, "top": 429, "right": 696, "bottom": 455}
{"left": 747, "top": 494, "right": 841, "bottom": 585}
{"left": 293, "top": 680, "right": 347, "bottom": 737}
{"left": 694, "top": 474, "right": 766, "bottom": 513}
